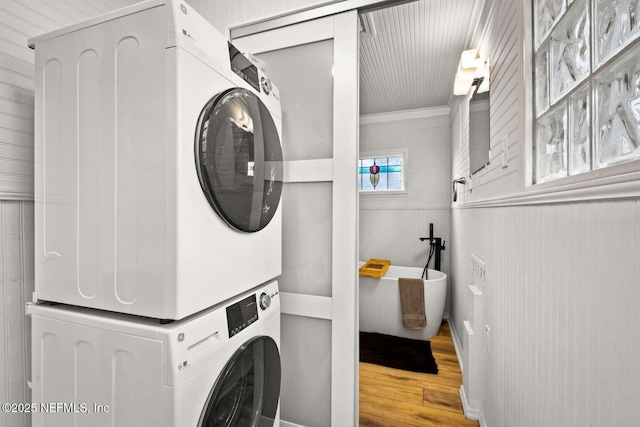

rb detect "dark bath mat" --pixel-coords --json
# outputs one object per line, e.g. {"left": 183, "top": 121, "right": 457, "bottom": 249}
{"left": 359, "top": 331, "right": 438, "bottom": 374}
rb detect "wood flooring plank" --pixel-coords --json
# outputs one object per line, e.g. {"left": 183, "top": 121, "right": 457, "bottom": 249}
{"left": 360, "top": 363, "right": 463, "bottom": 389}
{"left": 359, "top": 411, "right": 423, "bottom": 427}
{"left": 359, "top": 373, "right": 424, "bottom": 405}
{"left": 359, "top": 321, "right": 479, "bottom": 427}
{"left": 422, "top": 388, "right": 464, "bottom": 414}
{"left": 360, "top": 392, "right": 478, "bottom": 427}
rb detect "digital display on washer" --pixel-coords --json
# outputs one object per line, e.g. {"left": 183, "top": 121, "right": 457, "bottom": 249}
{"left": 226, "top": 294, "right": 258, "bottom": 337}
{"left": 228, "top": 42, "right": 260, "bottom": 91}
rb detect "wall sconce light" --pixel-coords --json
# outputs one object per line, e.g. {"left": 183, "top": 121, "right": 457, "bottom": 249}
{"left": 453, "top": 48, "right": 490, "bottom": 96}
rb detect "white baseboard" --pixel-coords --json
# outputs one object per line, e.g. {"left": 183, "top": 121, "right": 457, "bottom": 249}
{"left": 447, "top": 314, "right": 488, "bottom": 426}
{"left": 479, "top": 411, "right": 489, "bottom": 427}
{"left": 459, "top": 385, "right": 482, "bottom": 421}
{"left": 445, "top": 313, "right": 464, "bottom": 375}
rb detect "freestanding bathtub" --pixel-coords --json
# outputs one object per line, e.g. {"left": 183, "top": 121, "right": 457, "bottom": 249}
{"left": 359, "top": 262, "right": 447, "bottom": 340}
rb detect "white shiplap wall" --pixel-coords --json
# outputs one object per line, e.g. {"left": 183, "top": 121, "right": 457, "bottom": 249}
{"left": 0, "top": 0, "right": 137, "bottom": 199}
{"left": 451, "top": 201, "right": 640, "bottom": 427}
{"left": 451, "top": 0, "right": 525, "bottom": 202}
{"left": 450, "top": 0, "right": 640, "bottom": 425}
{"left": 359, "top": 110, "right": 452, "bottom": 306}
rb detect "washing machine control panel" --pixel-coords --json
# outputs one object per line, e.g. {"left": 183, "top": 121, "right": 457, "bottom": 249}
{"left": 226, "top": 294, "right": 258, "bottom": 337}
{"left": 228, "top": 42, "right": 260, "bottom": 92}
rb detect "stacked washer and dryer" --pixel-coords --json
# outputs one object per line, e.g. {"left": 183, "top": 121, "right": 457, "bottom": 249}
{"left": 28, "top": 1, "right": 284, "bottom": 425}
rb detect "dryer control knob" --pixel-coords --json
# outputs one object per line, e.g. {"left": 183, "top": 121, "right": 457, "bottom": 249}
{"left": 261, "top": 77, "right": 272, "bottom": 95}
{"left": 259, "top": 293, "right": 271, "bottom": 310}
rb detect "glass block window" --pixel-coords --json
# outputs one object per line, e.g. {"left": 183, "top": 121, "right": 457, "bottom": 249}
{"left": 533, "top": 0, "right": 640, "bottom": 184}
{"left": 358, "top": 153, "right": 405, "bottom": 192}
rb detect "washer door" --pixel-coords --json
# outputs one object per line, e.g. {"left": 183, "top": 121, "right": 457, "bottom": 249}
{"left": 195, "top": 88, "right": 283, "bottom": 233}
{"left": 199, "top": 336, "right": 281, "bottom": 427}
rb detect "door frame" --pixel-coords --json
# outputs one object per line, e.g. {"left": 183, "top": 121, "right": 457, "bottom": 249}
{"left": 229, "top": 0, "right": 419, "bottom": 39}
{"left": 233, "top": 11, "right": 360, "bottom": 426}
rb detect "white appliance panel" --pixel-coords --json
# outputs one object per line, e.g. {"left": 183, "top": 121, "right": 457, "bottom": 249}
{"left": 31, "top": 0, "right": 282, "bottom": 319}
{"left": 29, "top": 281, "right": 281, "bottom": 427}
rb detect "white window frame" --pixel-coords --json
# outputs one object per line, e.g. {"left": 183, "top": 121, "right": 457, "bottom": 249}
{"left": 526, "top": 0, "right": 640, "bottom": 198}
{"left": 358, "top": 149, "right": 408, "bottom": 195}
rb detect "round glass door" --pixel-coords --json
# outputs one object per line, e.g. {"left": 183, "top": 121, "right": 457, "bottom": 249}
{"left": 199, "top": 336, "right": 281, "bottom": 427}
{"left": 195, "top": 88, "right": 283, "bottom": 233}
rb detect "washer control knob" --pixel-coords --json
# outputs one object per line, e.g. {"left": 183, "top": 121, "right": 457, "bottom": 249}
{"left": 259, "top": 293, "right": 271, "bottom": 310}
{"left": 261, "top": 77, "right": 272, "bottom": 95}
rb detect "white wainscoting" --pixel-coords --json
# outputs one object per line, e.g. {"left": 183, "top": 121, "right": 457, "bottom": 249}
{"left": 359, "top": 208, "right": 450, "bottom": 272}
{"left": 0, "top": 201, "right": 34, "bottom": 427}
{"left": 450, "top": 199, "right": 640, "bottom": 427}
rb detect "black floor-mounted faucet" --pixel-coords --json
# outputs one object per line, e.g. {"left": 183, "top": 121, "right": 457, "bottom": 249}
{"left": 419, "top": 223, "right": 446, "bottom": 272}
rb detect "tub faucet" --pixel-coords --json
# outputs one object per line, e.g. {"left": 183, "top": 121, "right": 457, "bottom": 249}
{"left": 419, "top": 223, "right": 445, "bottom": 271}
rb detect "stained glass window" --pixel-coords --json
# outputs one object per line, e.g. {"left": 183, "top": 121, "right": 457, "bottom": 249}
{"left": 358, "top": 154, "right": 405, "bottom": 192}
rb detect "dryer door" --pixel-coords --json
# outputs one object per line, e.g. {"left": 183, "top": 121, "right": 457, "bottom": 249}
{"left": 199, "top": 335, "right": 281, "bottom": 427}
{"left": 195, "top": 88, "right": 283, "bottom": 233}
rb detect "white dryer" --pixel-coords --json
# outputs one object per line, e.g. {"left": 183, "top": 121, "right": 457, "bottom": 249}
{"left": 28, "top": 281, "right": 281, "bottom": 427}
{"left": 29, "top": 0, "right": 283, "bottom": 319}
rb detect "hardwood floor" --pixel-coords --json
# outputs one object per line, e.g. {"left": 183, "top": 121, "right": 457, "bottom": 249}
{"left": 359, "top": 322, "right": 479, "bottom": 427}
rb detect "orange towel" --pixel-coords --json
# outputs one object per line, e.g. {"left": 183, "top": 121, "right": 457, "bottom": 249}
{"left": 398, "top": 278, "right": 426, "bottom": 329}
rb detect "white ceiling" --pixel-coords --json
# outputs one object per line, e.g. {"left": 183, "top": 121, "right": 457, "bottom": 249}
{"left": 51, "top": 0, "right": 480, "bottom": 117}
{"left": 359, "top": 0, "right": 483, "bottom": 115}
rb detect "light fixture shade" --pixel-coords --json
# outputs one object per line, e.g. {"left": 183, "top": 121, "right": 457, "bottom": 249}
{"left": 456, "top": 64, "right": 476, "bottom": 83}
{"left": 454, "top": 77, "right": 471, "bottom": 96}
{"left": 453, "top": 49, "right": 488, "bottom": 96}
{"left": 460, "top": 48, "right": 480, "bottom": 69}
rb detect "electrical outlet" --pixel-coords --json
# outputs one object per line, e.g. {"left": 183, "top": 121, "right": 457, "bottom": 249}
{"left": 471, "top": 253, "right": 485, "bottom": 288}
{"left": 485, "top": 325, "right": 491, "bottom": 354}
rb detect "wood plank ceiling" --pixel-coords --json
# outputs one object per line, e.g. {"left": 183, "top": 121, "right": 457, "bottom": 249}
{"left": 359, "top": 0, "right": 482, "bottom": 115}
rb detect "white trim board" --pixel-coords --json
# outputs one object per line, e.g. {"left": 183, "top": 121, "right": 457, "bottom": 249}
{"left": 283, "top": 159, "right": 333, "bottom": 183}
{"left": 279, "top": 292, "right": 332, "bottom": 320}
{"left": 448, "top": 314, "right": 488, "bottom": 425}
{"left": 458, "top": 170, "right": 640, "bottom": 208}
{"left": 359, "top": 205, "right": 450, "bottom": 210}
{"left": 0, "top": 191, "right": 34, "bottom": 201}
{"left": 360, "top": 106, "right": 450, "bottom": 124}
{"left": 459, "top": 386, "right": 490, "bottom": 427}
{"left": 230, "top": 0, "right": 418, "bottom": 38}
{"left": 459, "top": 386, "right": 482, "bottom": 421}
{"left": 446, "top": 313, "right": 464, "bottom": 374}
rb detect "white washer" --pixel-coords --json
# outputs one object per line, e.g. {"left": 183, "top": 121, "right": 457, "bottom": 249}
{"left": 29, "top": 0, "right": 283, "bottom": 320}
{"left": 28, "top": 281, "right": 281, "bottom": 427}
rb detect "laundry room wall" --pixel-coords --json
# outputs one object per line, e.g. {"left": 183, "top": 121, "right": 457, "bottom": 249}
{"left": 359, "top": 109, "right": 451, "bottom": 275}
{"left": 449, "top": 1, "right": 640, "bottom": 426}
{"left": 0, "top": 2, "right": 141, "bottom": 426}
